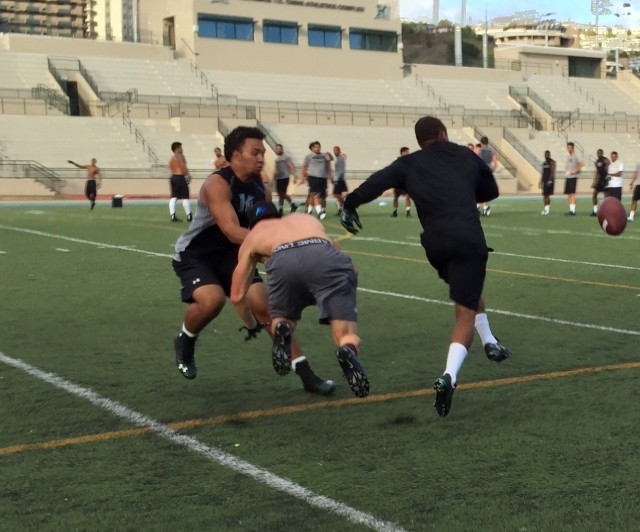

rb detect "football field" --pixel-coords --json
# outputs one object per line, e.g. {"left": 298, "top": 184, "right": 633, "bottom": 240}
{"left": 1, "top": 197, "right": 639, "bottom": 531}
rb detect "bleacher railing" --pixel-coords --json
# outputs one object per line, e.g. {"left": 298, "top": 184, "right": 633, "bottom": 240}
{"left": 0, "top": 159, "right": 65, "bottom": 194}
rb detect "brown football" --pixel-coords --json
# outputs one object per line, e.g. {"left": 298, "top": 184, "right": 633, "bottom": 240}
{"left": 597, "top": 196, "right": 627, "bottom": 236}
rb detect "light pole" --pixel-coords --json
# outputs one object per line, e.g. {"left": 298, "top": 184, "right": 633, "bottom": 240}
{"left": 538, "top": 12, "right": 556, "bottom": 46}
{"left": 591, "top": 0, "right": 613, "bottom": 48}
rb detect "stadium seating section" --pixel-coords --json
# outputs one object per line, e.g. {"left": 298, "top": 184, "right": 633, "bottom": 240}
{"left": 1, "top": 40, "right": 640, "bottom": 198}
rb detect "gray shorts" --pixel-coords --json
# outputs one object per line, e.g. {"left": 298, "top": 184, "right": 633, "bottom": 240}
{"left": 265, "top": 239, "right": 357, "bottom": 323}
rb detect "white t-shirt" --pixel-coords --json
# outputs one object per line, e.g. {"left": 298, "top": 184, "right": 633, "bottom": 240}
{"left": 607, "top": 160, "right": 624, "bottom": 188}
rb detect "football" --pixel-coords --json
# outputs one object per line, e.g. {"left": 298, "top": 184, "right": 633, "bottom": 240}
{"left": 597, "top": 196, "right": 627, "bottom": 236}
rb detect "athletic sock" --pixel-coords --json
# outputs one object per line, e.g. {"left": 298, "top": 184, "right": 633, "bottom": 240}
{"left": 475, "top": 313, "right": 497, "bottom": 346}
{"left": 181, "top": 324, "right": 197, "bottom": 338}
{"left": 593, "top": 205, "right": 598, "bottom": 214}
{"left": 444, "top": 342, "right": 468, "bottom": 387}
{"left": 570, "top": 203, "right": 576, "bottom": 213}
{"left": 169, "top": 197, "right": 177, "bottom": 215}
{"left": 182, "top": 199, "right": 191, "bottom": 215}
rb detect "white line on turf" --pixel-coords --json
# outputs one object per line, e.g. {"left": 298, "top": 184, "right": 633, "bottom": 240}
{"left": 358, "top": 288, "right": 640, "bottom": 336}
{"left": 2, "top": 224, "right": 637, "bottom": 334}
{"left": 0, "top": 352, "right": 406, "bottom": 532}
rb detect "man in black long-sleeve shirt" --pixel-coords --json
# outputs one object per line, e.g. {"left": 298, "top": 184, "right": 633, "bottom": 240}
{"left": 341, "top": 116, "right": 511, "bottom": 417}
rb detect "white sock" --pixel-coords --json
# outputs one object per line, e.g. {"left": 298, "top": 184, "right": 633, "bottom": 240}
{"left": 307, "top": 206, "right": 313, "bottom": 214}
{"left": 543, "top": 205, "right": 550, "bottom": 213}
{"left": 630, "top": 210, "right": 635, "bottom": 220}
{"left": 570, "top": 203, "right": 576, "bottom": 213}
{"left": 444, "top": 343, "right": 468, "bottom": 386}
{"left": 169, "top": 197, "right": 177, "bottom": 215}
{"left": 182, "top": 323, "right": 197, "bottom": 338}
{"left": 182, "top": 199, "right": 191, "bottom": 215}
{"left": 475, "top": 313, "right": 497, "bottom": 346}
{"left": 291, "top": 356, "right": 307, "bottom": 371}
{"left": 593, "top": 205, "right": 598, "bottom": 213}
{"left": 315, "top": 204, "right": 323, "bottom": 214}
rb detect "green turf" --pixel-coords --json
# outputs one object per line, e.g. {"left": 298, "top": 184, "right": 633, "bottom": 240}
{"left": 0, "top": 197, "right": 638, "bottom": 531}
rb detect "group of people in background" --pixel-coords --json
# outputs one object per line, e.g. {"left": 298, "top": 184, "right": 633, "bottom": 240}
{"left": 538, "top": 142, "right": 638, "bottom": 220}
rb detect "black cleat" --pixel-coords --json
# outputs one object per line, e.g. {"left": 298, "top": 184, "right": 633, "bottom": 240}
{"left": 187, "top": 213, "right": 193, "bottom": 222}
{"left": 174, "top": 332, "right": 197, "bottom": 379}
{"left": 290, "top": 203, "right": 298, "bottom": 213}
{"left": 294, "top": 359, "right": 336, "bottom": 396}
{"left": 433, "top": 373, "right": 456, "bottom": 417}
{"left": 406, "top": 210, "right": 411, "bottom": 217}
{"left": 272, "top": 321, "right": 292, "bottom": 376}
{"left": 390, "top": 211, "right": 398, "bottom": 218}
{"left": 484, "top": 340, "right": 512, "bottom": 363}
{"left": 590, "top": 211, "right": 598, "bottom": 217}
{"left": 171, "top": 214, "right": 182, "bottom": 222}
{"left": 564, "top": 211, "right": 576, "bottom": 216}
{"left": 303, "top": 375, "right": 336, "bottom": 396}
{"left": 90, "top": 201, "right": 95, "bottom": 210}
{"left": 336, "top": 345, "right": 369, "bottom": 397}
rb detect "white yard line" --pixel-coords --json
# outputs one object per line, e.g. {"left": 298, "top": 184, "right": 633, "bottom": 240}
{"left": 0, "top": 352, "right": 406, "bottom": 532}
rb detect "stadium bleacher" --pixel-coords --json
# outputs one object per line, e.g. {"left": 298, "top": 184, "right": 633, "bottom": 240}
{"left": 1, "top": 35, "right": 640, "bottom": 197}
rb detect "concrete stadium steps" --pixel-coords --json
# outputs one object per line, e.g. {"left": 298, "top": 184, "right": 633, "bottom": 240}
{"left": 0, "top": 115, "right": 151, "bottom": 168}
{"left": 262, "top": 123, "right": 479, "bottom": 172}
{"left": 132, "top": 119, "right": 223, "bottom": 169}
{"left": 79, "top": 56, "right": 214, "bottom": 99}
{"left": 408, "top": 77, "right": 520, "bottom": 111}
{"left": 507, "top": 128, "right": 640, "bottom": 169}
{"left": 0, "top": 50, "right": 59, "bottom": 90}
{"left": 204, "top": 70, "right": 438, "bottom": 108}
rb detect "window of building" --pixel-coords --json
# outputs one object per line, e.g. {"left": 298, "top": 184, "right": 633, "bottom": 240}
{"left": 197, "top": 14, "right": 254, "bottom": 41}
{"left": 308, "top": 24, "right": 341, "bottom": 48}
{"left": 349, "top": 28, "right": 397, "bottom": 52}
{"left": 263, "top": 19, "right": 298, "bottom": 44}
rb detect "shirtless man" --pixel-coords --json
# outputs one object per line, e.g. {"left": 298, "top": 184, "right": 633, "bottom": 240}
{"left": 213, "top": 147, "right": 228, "bottom": 169}
{"left": 230, "top": 201, "right": 369, "bottom": 398}
{"left": 169, "top": 142, "right": 192, "bottom": 222}
{"left": 68, "top": 158, "right": 101, "bottom": 210}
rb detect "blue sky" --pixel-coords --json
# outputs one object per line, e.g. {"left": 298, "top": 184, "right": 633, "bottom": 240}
{"left": 399, "top": 0, "right": 639, "bottom": 28}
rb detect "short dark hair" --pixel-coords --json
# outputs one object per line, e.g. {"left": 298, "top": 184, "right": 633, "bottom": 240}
{"left": 224, "top": 127, "right": 266, "bottom": 163}
{"left": 414, "top": 116, "right": 447, "bottom": 147}
{"left": 480, "top": 136, "right": 489, "bottom": 145}
{"left": 400, "top": 146, "right": 409, "bottom": 154}
{"left": 309, "top": 141, "right": 320, "bottom": 150}
{"left": 567, "top": 142, "right": 575, "bottom": 148}
{"left": 171, "top": 142, "right": 182, "bottom": 152}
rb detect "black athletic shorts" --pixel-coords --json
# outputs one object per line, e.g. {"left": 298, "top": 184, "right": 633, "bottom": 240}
{"left": 85, "top": 179, "right": 97, "bottom": 199}
{"left": 633, "top": 185, "right": 640, "bottom": 202}
{"left": 593, "top": 179, "right": 607, "bottom": 192}
{"left": 542, "top": 181, "right": 554, "bottom": 197}
{"left": 420, "top": 232, "right": 488, "bottom": 311}
{"left": 333, "top": 180, "right": 348, "bottom": 195}
{"left": 173, "top": 248, "right": 262, "bottom": 302}
{"left": 276, "top": 178, "right": 290, "bottom": 196}
{"left": 170, "top": 175, "right": 190, "bottom": 199}
{"left": 308, "top": 176, "right": 327, "bottom": 195}
{"left": 564, "top": 177, "right": 577, "bottom": 195}
{"left": 605, "top": 187, "right": 622, "bottom": 201}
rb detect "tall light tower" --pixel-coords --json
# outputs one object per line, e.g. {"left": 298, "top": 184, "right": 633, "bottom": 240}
{"left": 461, "top": 0, "right": 467, "bottom": 26}
{"left": 433, "top": 0, "right": 439, "bottom": 24}
{"left": 591, "top": 0, "right": 613, "bottom": 48}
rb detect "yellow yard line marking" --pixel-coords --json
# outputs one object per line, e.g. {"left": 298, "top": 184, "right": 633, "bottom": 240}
{"left": 2, "top": 361, "right": 640, "bottom": 457}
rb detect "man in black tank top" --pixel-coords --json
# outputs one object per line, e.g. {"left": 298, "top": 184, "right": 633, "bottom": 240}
{"left": 171, "top": 126, "right": 333, "bottom": 395}
{"left": 591, "top": 148, "right": 610, "bottom": 216}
